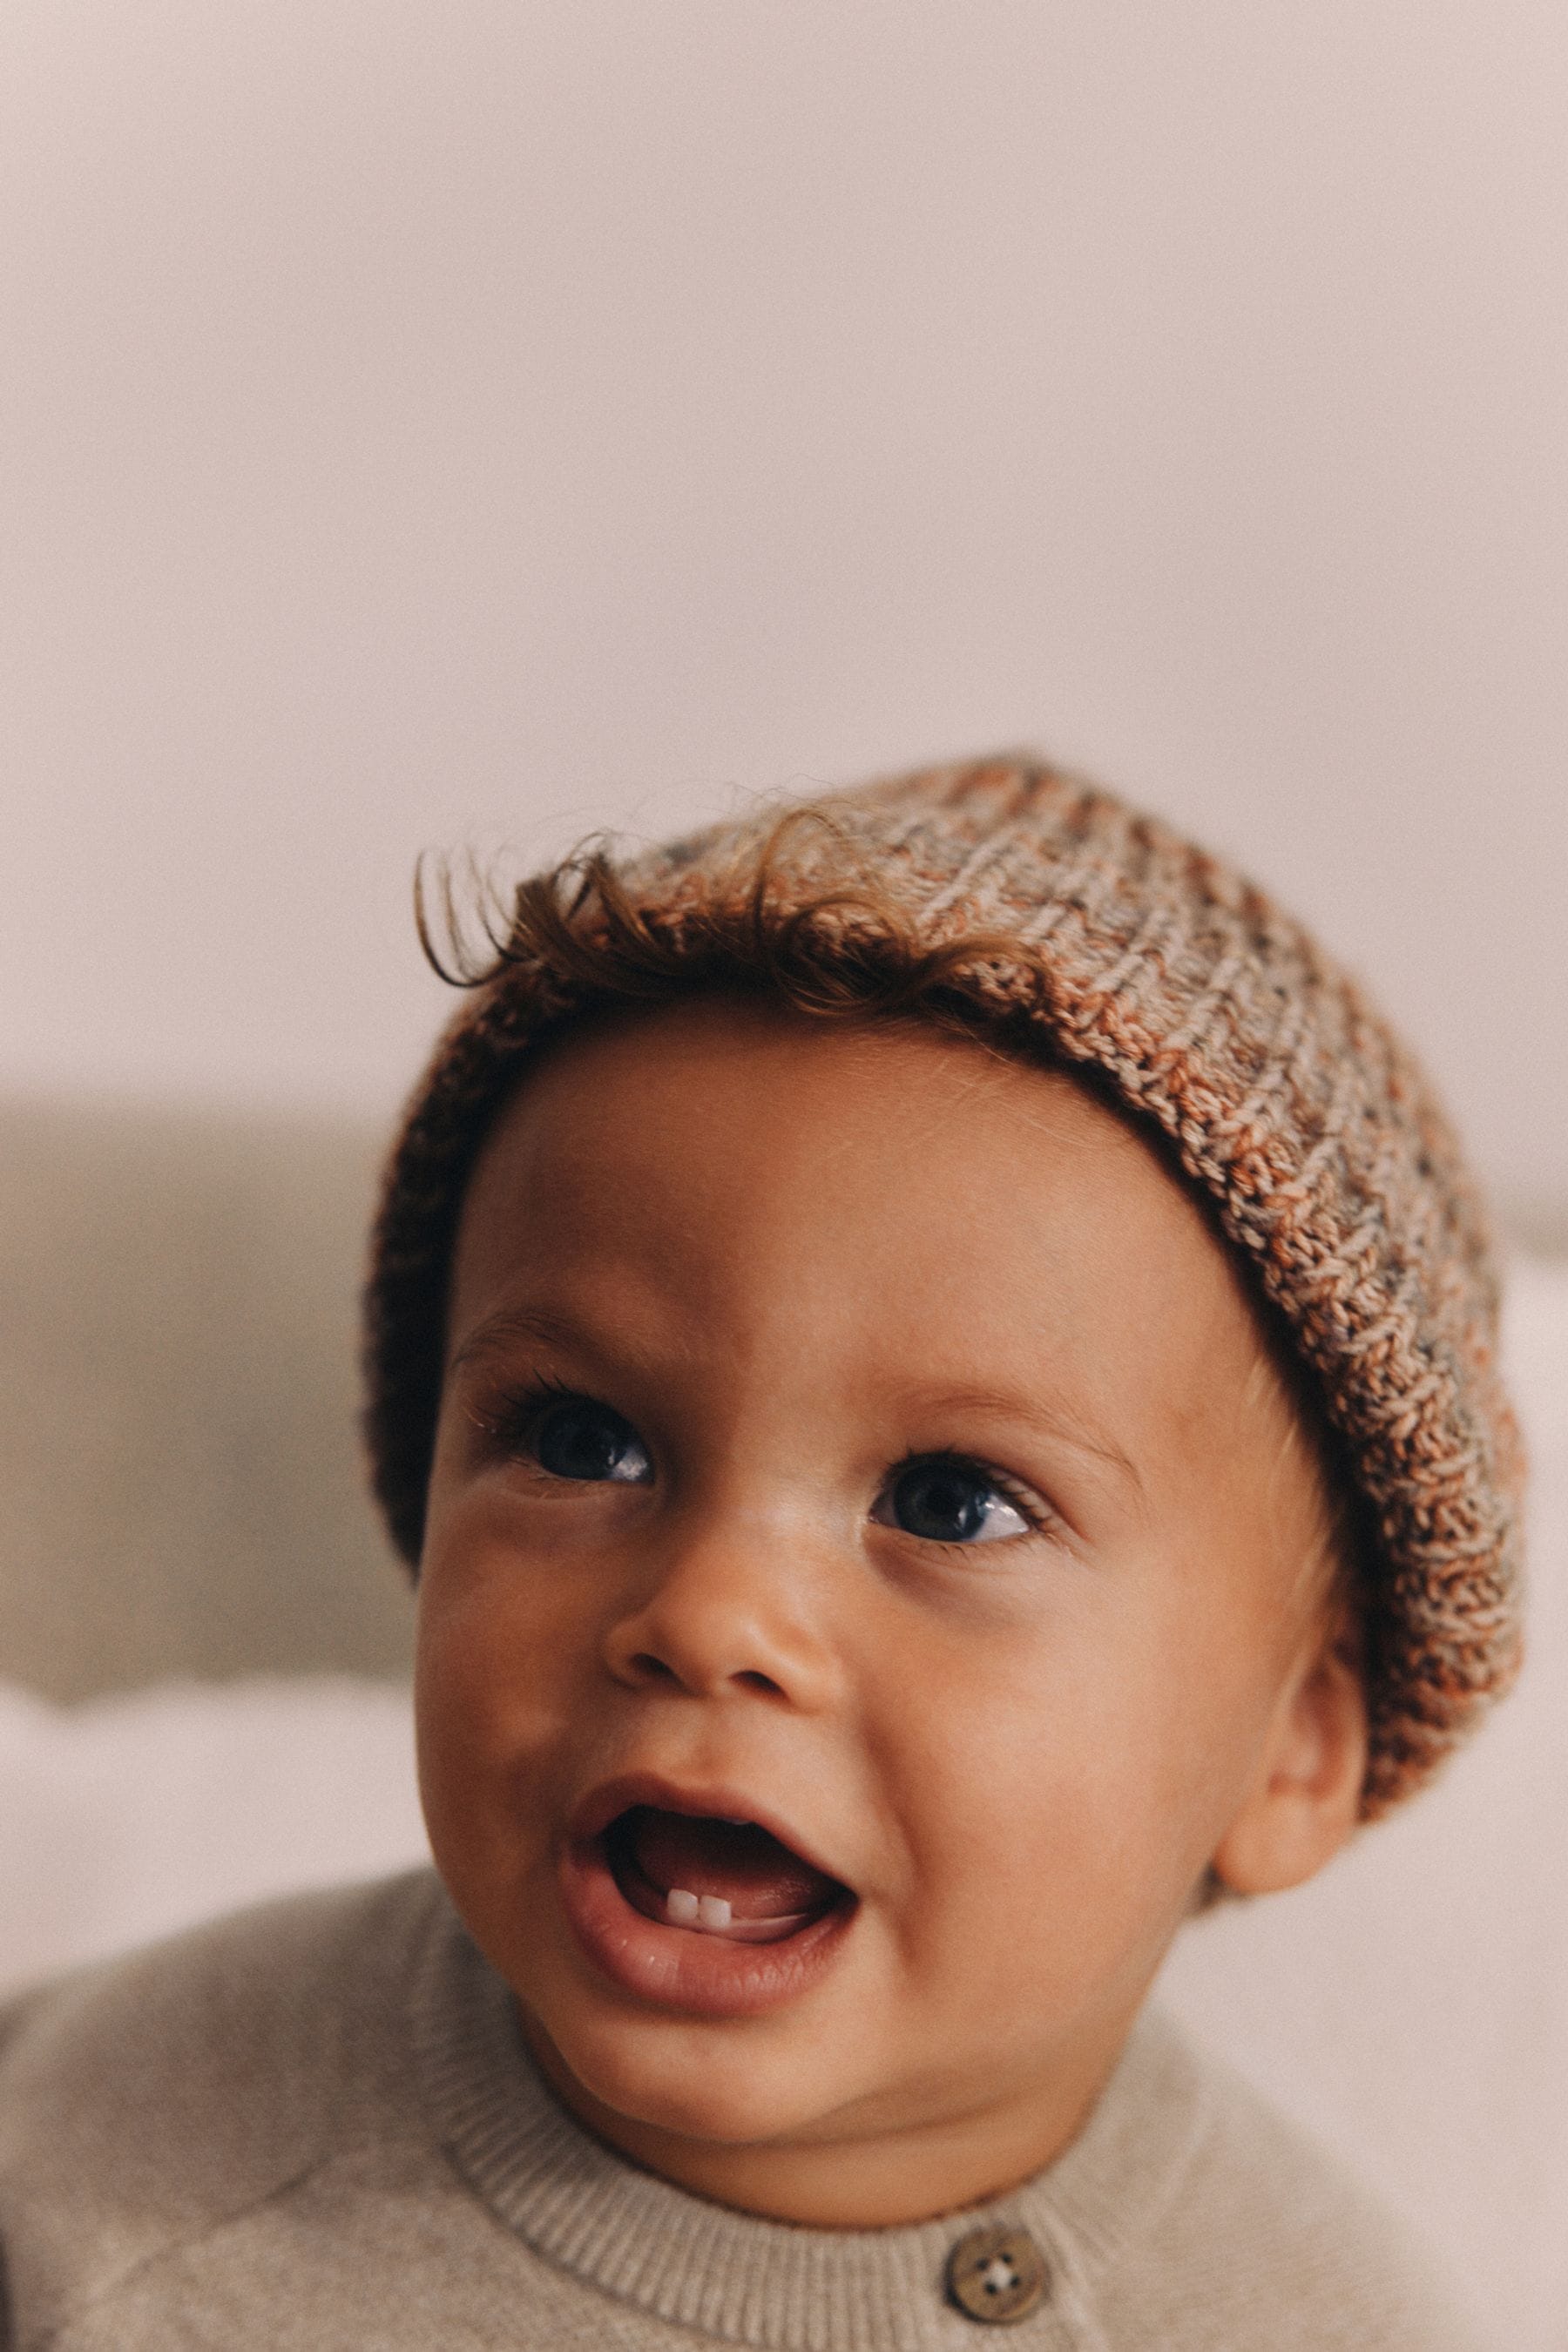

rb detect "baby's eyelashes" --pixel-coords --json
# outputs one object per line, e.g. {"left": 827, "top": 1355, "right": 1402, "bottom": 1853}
{"left": 869, "top": 1455, "right": 1043, "bottom": 1549}
{"left": 470, "top": 1383, "right": 1048, "bottom": 1550}
{"left": 474, "top": 1380, "right": 655, "bottom": 1486}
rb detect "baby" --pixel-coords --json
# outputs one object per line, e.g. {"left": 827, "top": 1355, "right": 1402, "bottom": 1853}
{"left": 0, "top": 756, "right": 1523, "bottom": 2348}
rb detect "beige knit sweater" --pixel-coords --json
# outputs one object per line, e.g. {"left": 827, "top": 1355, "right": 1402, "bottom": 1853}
{"left": 0, "top": 1870, "right": 1479, "bottom": 2351}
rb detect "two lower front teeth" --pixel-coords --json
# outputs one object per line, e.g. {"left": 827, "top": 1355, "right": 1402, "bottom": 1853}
{"left": 666, "top": 1889, "right": 733, "bottom": 1931}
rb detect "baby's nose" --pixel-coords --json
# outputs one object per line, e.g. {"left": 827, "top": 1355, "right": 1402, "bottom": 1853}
{"left": 599, "top": 1524, "right": 841, "bottom": 1713}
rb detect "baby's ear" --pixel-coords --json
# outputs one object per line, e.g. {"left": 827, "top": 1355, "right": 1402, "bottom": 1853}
{"left": 1209, "top": 1614, "right": 1369, "bottom": 1896}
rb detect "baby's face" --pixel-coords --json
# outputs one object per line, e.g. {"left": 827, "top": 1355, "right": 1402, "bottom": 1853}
{"left": 418, "top": 996, "right": 1361, "bottom": 2226}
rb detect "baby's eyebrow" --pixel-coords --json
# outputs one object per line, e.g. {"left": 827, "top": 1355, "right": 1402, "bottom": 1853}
{"left": 446, "top": 1301, "right": 672, "bottom": 1385}
{"left": 447, "top": 1303, "right": 587, "bottom": 1377}
{"left": 902, "top": 1380, "right": 1145, "bottom": 1499}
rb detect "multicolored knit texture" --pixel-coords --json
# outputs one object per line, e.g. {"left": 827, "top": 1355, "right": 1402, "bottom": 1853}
{"left": 363, "top": 754, "right": 1525, "bottom": 1816}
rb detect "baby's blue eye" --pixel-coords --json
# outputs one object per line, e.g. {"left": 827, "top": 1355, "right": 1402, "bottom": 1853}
{"left": 532, "top": 1398, "right": 652, "bottom": 1485}
{"left": 875, "top": 1456, "right": 1032, "bottom": 1545}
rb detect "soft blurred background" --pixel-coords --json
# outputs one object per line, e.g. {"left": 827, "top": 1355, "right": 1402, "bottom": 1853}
{"left": 2, "top": 3, "right": 1565, "bottom": 2344}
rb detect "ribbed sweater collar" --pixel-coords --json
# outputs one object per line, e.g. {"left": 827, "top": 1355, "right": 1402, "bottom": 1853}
{"left": 410, "top": 1877, "right": 1209, "bottom": 2352}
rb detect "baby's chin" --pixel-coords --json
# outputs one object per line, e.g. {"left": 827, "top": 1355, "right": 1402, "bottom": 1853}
{"left": 517, "top": 1988, "right": 897, "bottom": 2154}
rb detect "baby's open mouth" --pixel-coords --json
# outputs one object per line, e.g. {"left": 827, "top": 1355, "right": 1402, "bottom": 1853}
{"left": 603, "top": 1805, "right": 849, "bottom": 1945}
{"left": 560, "top": 1785, "right": 860, "bottom": 2013}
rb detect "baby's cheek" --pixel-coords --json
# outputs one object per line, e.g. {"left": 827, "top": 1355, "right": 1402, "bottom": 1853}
{"left": 414, "top": 1566, "right": 547, "bottom": 1879}
{"left": 890, "top": 1646, "right": 1220, "bottom": 1974}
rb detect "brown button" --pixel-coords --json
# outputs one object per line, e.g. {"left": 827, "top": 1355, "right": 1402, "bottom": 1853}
{"left": 944, "top": 2226, "right": 1049, "bottom": 2323}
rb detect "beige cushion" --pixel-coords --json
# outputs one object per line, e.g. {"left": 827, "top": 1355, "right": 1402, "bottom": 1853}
{"left": 0, "top": 1098, "right": 413, "bottom": 1697}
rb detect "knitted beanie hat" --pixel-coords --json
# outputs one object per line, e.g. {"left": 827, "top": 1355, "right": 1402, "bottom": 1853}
{"left": 363, "top": 753, "right": 1524, "bottom": 1817}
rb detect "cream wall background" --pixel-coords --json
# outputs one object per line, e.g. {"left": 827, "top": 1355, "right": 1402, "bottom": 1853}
{"left": 3, "top": 1, "right": 1565, "bottom": 1228}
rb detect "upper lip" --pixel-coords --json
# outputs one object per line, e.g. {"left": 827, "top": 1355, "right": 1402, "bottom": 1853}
{"left": 569, "top": 1770, "right": 851, "bottom": 1893}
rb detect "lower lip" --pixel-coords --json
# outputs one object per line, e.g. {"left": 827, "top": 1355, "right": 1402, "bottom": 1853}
{"left": 558, "top": 1838, "right": 855, "bottom": 2018}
